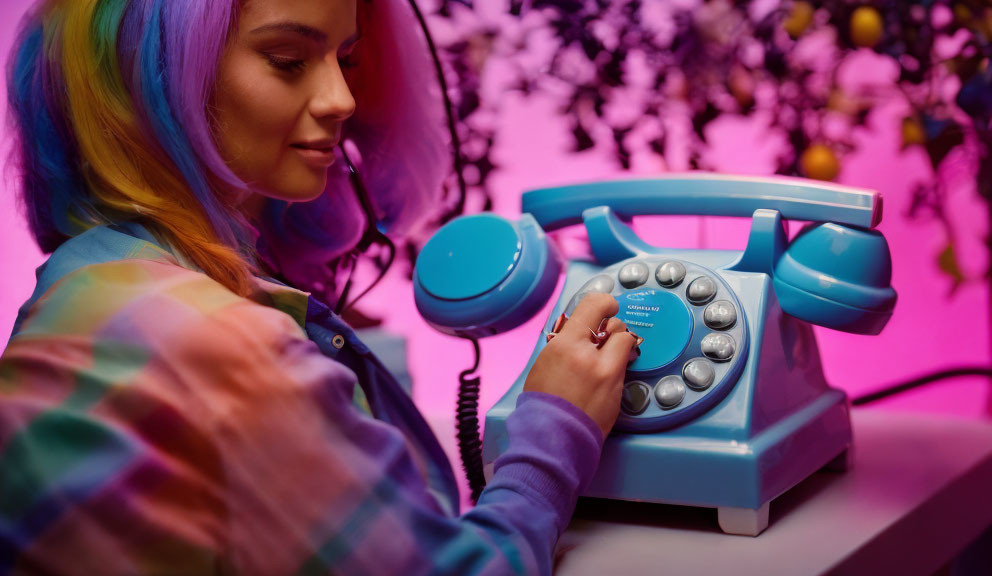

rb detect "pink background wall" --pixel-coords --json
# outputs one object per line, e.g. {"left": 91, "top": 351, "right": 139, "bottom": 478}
{"left": 1, "top": 0, "right": 44, "bottom": 351}
{"left": 1, "top": 0, "right": 988, "bottom": 455}
{"left": 356, "top": 92, "right": 991, "bottom": 429}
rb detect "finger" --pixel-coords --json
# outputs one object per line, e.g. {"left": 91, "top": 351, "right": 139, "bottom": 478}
{"left": 560, "top": 292, "right": 619, "bottom": 342}
{"left": 587, "top": 317, "right": 628, "bottom": 347}
{"left": 582, "top": 317, "right": 628, "bottom": 348}
{"left": 601, "top": 329, "right": 639, "bottom": 373}
{"left": 602, "top": 317, "right": 627, "bottom": 336}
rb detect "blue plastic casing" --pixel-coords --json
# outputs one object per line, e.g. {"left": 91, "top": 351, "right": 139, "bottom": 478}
{"left": 774, "top": 223, "right": 897, "bottom": 335}
{"left": 414, "top": 213, "right": 561, "bottom": 338}
{"left": 414, "top": 173, "right": 897, "bottom": 535}
{"left": 523, "top": 176, "right": 897, "bottom": 336}
{"left": 522, "top": 174, "right": 882, "bottom": 230}
{"left": 483, "top": 253, "right": 853, "bottom": 515}
{"left": 417, "top": 214, "right": 522, "bottom": 301}
{"left": 481, "top": 205, "right": 858, "bottom": 522}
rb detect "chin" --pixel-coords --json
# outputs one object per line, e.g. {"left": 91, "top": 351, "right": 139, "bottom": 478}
{"left": 267, "top": 175, "right": 328, "bottom": 204}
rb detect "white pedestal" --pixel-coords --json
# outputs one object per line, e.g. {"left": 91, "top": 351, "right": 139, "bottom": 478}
{"left": 555, "top": 409, "right": 992, "bottom": 576}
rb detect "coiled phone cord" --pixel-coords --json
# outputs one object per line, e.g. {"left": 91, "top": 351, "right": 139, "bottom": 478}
{"left": 456, "top": 337, "right": 487, "bottom": 503}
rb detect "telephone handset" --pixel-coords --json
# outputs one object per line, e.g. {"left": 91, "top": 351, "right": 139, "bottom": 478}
{"left": 414, "top": 173, "right": 896, "bottom": 535}
{"left": 416, "top": 174, "right": 893, "bottom": 338}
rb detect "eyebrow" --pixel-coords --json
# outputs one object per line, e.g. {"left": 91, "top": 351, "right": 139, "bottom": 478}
{"left": 249, "top": 22, "right": 361, "bottom": 48}
{"left": 250, "top": 22, "right": 328, "bottom": 42}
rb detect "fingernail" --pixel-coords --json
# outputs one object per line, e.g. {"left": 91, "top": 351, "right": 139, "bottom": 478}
{"left": 597, "top": 317, "right": 610, "bottom": 333}
{"left": 552, "top": 313, "right": 568, "bottom": 334}
{"left": 546, "top": 332, "right": 557, "bottom": 343}
{"left": 627, "top": 347, "right": 640, "bottom": 363}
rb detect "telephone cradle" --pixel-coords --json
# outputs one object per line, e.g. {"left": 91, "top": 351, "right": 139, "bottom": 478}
{"left": 413, "top": 174, "right": 897, "bottom": 536}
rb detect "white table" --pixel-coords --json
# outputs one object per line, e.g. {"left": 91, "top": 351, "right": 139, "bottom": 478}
{"left": 555, "top": 409, "right": 992, "bottom": 576}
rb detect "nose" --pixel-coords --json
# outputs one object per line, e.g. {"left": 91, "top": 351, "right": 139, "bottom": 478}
{"left": 308, "top": 58, "right": 356, "bottom": 121}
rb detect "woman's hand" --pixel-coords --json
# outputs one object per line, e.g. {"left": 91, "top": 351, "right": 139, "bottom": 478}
{"left": 523, "top": 293, "right": 638, "bottom": 439}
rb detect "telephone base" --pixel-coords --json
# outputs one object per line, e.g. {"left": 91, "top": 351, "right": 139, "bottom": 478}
{"left": 581, "top": 387, "right": 851, "bottom": 515}
{"left": 482, "top": 255, "right": 855, "bottom": 536}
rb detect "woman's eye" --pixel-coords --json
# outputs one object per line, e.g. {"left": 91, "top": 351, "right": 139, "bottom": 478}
{"left": 264, "top": 54, "right": 306, "bottom": 73}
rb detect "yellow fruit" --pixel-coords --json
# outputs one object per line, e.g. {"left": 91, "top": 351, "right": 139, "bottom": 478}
{"left": 728, "top": 67, "right": 755, "bottom": 108}
{"left": 800, "top": 144, "right": 841, "bottom": 181}
{"left": 979, "top": 8, "right": 992, "bottom": 38}
{"left": 901, "top": 116, "right": 926, "bottom": 148}
{"left": 827, "top": 89, "right": 858, "bottom": 114}
{"left": 784, "top": 2, "right": 815, "bottom": 39}
{"left": 850, "top": 6, "right": 884, "bottom": 48}
{"left": 952, "top": 4, "right": 973, "bottom": 26}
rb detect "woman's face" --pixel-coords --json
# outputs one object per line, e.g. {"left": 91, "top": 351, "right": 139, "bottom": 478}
{"left": 213, "top": 0, "right": 358, "bottom": 209}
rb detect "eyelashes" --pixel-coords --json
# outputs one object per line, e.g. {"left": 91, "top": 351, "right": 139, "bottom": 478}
{"left": 263, "top": 53, "right": 359, "bottom": 74}
{"left": 264, "top": 54, "right": 307, "bottom": 73}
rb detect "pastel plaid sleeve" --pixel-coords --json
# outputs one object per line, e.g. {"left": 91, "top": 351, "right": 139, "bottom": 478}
{"left": 0, "top": 259, "right": 603, "bottom": 575}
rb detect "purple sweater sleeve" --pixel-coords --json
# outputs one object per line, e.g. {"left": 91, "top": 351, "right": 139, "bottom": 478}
{"left": 465, "top": 390, "right": 604, "bottom": 574}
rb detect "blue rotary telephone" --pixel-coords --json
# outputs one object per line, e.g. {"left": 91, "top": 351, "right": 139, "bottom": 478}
{"left": 413, "top": 174, "right": 896, "bottom": 536}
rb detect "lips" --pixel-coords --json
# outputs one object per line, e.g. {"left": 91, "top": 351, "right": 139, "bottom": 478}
{"left": 291, "top": 140, "right": 338, "bottom": 167}
{"left": 293, "top": 139, "right": 337, "bottom": 151}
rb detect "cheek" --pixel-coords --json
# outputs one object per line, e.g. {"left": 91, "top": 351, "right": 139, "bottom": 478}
{"left": 214, "top": 59, "right": 299, "bottom": 182}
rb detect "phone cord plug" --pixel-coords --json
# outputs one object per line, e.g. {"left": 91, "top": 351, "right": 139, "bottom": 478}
{"left": 457, "top": 337, "right": 487, "bottom": 504}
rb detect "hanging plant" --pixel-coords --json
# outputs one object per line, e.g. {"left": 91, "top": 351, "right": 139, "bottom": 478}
{"left": 425, "top": 0, "right": 992, "bottom": 295}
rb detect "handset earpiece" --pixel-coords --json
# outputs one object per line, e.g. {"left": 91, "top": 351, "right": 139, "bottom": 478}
{"left": 414, "top": 213, "right": 561, "bottom": 338}
{"left": 772, "top": 222, "right": 897, "bottom": 335}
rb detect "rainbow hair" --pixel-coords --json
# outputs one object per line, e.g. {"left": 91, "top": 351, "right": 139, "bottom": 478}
{"left": 7, "top": 0, "right": 449, "bottom": 299}
{"left": 8, "top": 0, "right": 254, "bottom": 295}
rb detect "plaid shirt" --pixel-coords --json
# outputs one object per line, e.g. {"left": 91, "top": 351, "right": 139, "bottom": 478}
{"left": 0, "top": 224, "right": 603, "bottom": 575}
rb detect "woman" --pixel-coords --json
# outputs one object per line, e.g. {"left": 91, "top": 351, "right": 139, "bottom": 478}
{"left": 0, "top": 0, "right": 637, "bottom": 574}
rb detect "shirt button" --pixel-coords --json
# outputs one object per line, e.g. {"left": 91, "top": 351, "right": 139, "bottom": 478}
{"left": 331, "top": 334, "right": 346, "bottom": 349}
